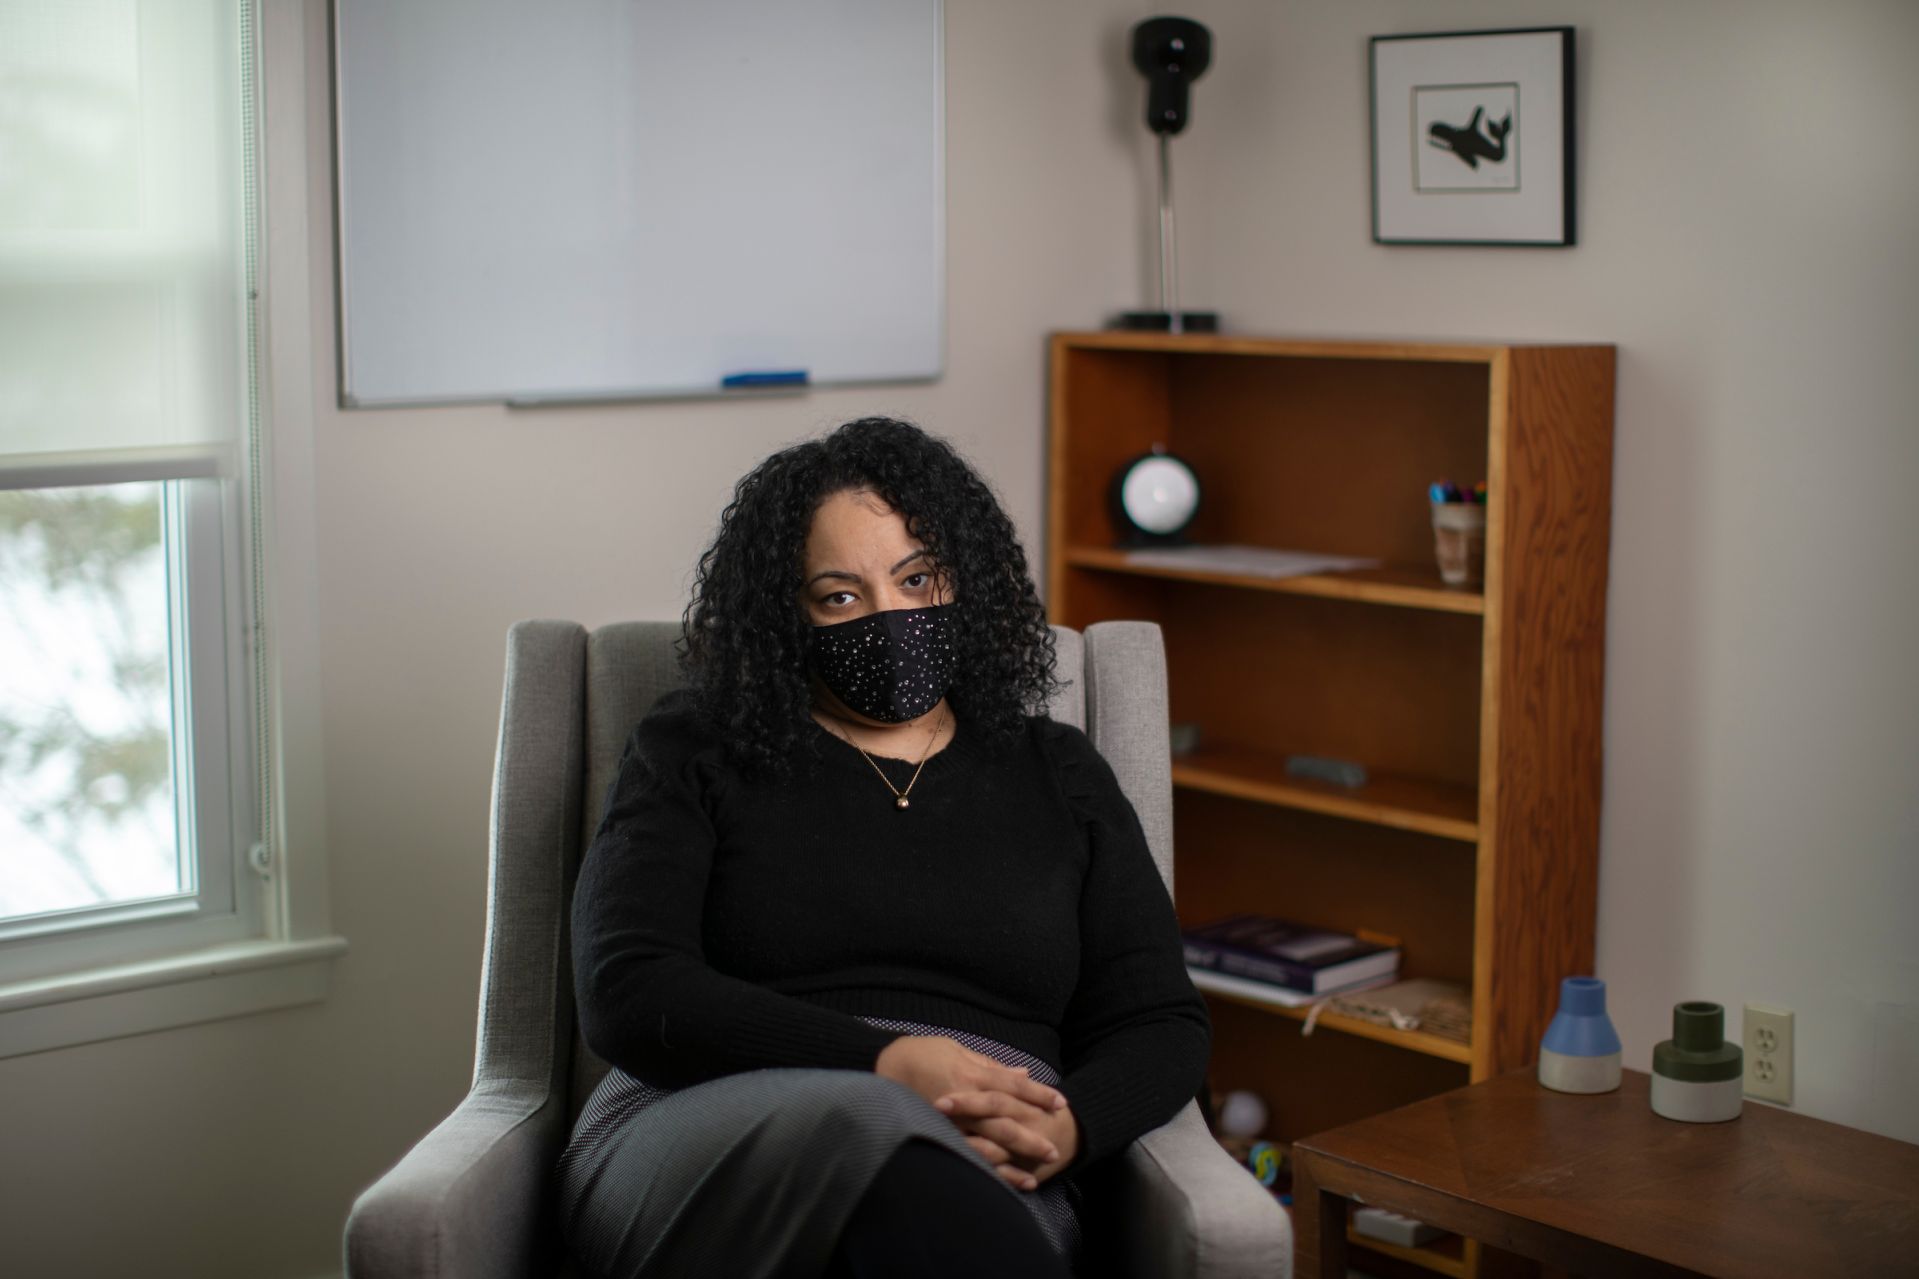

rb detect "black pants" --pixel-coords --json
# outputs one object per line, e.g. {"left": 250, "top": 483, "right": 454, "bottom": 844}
{"left": 818, "top": 1138, "right": 1077, "bottom": 1279}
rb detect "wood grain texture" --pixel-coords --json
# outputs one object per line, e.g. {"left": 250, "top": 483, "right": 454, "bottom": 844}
{"left": 1346, "top": 1228, "right": 1470, "bottom": 1279}
{"left": 1048, "top": 340, "right": 1170, "bottom": 557}
{"left": 1295, "top": 1070, "right": 1919, "bottom": 1279}
{"left": 1064, "top": 547, "right": 1486, "bottom": 614}
{"left": 1201, "top": 993, "right": 1470, "bottom": 1142}
{"left": 1190, "top": 969, "right": 1474, "bottom": 1063}
{"left": 1295, "top": 1153, "right": 1349, "bottom": 1279}
{"left": 1470, "top": 351, "right": 1513, "bottom": 1080}
{"left": 1052, "top": 330, "right": 1510, "bottom": 363}
{"left": 1044, "top": 333, "right": 1615, "bottom": 1217}
{"left": 1162, "top": 585, "right": 1485, "bottom": 789}
{"left": 1174, "top": 746, "right": 1479, "bottom": 841}
{"left": 1167, "top": 355, "right": 1490, "bottom": 564}
{"left": 1175, "top": 791, "right": 1478, "bottom": 987}
{"left": 1477, "top": 347, "right": 1615, "bottom": 1074}
{"left": 1049, "top": 564, "right": 1166, "bottom": 633}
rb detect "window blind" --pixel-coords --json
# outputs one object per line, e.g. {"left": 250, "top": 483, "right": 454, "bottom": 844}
{"left": 0, "top": 0, "right": 245, "bottom": 474}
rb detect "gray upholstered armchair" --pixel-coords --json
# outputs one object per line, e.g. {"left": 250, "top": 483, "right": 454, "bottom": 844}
{"left": 344, "top": 620, "right": 1292, "bottom": 1278}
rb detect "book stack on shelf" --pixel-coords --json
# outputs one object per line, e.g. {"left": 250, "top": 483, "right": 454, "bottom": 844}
{"left": 1182, "top": 914, "right": 1400, "bottom": 1007}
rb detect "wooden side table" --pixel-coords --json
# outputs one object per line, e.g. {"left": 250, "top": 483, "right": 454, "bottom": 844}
{"left": 1292, "top": 1068, "right": 1919, "bottom": 1278}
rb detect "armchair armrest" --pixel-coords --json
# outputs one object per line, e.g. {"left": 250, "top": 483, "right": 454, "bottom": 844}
{"left": 1113, "top": 1099, "right": 1294, "bottom": 1279}
{"left": 346, "top": 621, "right": 588, "bottom": 1276}
{"left": 344, "top": 1082, "right": 566, "bottom": 1279}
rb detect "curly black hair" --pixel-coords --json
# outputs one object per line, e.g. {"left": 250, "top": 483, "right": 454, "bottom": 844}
{"left": 679, "top": 416, "right": 1061, "bottom": 778}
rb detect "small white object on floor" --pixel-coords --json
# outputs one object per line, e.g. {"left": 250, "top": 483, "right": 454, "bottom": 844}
{"left": 1218, "top": 1090, "right": 1267, "bottom": 1138}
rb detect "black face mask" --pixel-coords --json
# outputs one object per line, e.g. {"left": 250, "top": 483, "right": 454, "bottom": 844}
{"left": 808, "top": 603, "right": 957, "bottom": 723}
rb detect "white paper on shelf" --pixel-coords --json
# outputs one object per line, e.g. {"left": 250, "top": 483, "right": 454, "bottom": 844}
{"left": 1123, "top": 544, "right": 1381, "bottom": 579}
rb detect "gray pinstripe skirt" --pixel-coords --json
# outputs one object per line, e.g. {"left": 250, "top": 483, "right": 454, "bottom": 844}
{"left": 557, "top": 1016, "right": 1087, "bottom": 1278}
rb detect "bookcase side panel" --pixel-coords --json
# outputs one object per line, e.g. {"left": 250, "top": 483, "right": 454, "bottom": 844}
{"left": 1481, "top": 346, "right": 1615, "bottom": 1073}
{"left": 1051, "top": 344, "right": 1172, "bottom": 553}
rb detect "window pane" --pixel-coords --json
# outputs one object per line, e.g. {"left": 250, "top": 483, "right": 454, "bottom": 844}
{"left": 0, "top": 482, "right": 180, "bottom": 919}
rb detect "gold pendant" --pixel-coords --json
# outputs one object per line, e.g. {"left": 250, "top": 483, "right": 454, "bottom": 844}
{"left": 896, "top": 795, "right": 910, "bottom": 809}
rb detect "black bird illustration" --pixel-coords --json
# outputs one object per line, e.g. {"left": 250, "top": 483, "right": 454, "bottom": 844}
{"left": 1428, "top": 106, "right": 1512, "bottom": 169}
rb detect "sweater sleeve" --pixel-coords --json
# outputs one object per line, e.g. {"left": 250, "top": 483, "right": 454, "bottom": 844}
{"left": 571, "top": 694, "right": 904, "bottom": 1088}
{"left": 1043, "top": 721, "right": 1212, "bottom": 1169}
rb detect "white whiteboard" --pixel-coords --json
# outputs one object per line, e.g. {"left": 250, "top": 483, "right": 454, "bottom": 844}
{"left": 333, "top": 0, "right": 943, "bottom": 406}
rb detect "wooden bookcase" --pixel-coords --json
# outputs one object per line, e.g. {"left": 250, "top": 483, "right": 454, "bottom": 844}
{"left": 1045, "top": 332, "right": 1615, "bottom": 1279}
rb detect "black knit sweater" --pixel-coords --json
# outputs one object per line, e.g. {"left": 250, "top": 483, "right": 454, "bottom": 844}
{"left": 570, "top": 687, "right": 1211, "bottom": 1170}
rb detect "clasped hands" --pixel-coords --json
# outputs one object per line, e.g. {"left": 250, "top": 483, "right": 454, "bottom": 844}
{"left": 875, "top": 1035, "right": 1079, "bottom": 1192}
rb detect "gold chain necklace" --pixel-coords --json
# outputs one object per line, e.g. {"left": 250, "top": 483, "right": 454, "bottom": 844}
{"left": 835, "top": 710, "right": 947, "bottom": 810}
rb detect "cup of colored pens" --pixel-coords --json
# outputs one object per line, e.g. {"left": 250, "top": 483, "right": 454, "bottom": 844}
{"left": 1430, "top": 481, "right": 1486, "bottom": 587}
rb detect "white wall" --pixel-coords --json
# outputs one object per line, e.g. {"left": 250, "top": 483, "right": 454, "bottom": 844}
{"left": 1165, "top": 0, "right": 1919, "bottom": 1138}
{"left": 0, "top": 2, "right": 1913, "bottom": 1276}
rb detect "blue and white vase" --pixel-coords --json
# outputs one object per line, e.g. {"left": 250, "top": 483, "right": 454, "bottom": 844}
{"left": 1537, "top": 976, "right": 1623, "bottom": 1094}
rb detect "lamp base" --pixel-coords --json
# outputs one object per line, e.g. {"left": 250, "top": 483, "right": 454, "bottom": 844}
{"left": 1110, "top": 310, "right": 1219, "bottom": 333}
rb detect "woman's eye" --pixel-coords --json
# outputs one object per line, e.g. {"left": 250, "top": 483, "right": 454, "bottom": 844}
{"left": 902, "top": 572, "right": 929, "bottom": 589}
{"left": 822, "top": 591, "right": 855, "bottom": 607}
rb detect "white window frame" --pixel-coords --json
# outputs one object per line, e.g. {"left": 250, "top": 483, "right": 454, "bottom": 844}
{"left": 0, "top": 0, "right": 344, "bottom": 1061}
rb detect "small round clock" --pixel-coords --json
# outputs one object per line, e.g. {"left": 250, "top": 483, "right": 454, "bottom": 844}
{"left": 1110, "top": 447, "right": 1201, "bottom": 545}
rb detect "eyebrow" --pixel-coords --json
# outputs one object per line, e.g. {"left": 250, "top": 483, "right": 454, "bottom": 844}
{"left": 804, "top": 549, "right": 930, "bottom": 588}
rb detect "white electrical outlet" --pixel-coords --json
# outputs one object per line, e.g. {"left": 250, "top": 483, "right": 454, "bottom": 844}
{"left": 1744, "top": 1003, "right": 1794, "bottom": 1105}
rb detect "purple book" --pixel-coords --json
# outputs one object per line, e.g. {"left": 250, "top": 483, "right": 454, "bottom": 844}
{"left": 1182, "top": 913, "right": 1401, "bottom": 994}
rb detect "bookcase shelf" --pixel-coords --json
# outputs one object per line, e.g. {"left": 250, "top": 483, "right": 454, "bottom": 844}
{"left": 1172, "top": 747, "right": 1478, "bottom": 842}
{"left": 1063, "top": 546, "right": 1485, "bottom": 615}
{"left": 1186, "top": 968, "right": 1475, "bottom": 1064}
{"left": 1347, "top": 1228, "right": 1470, "bottom": 1279}
{"left": 1045, "top": 332, "right": 1614, "bottom": 1278}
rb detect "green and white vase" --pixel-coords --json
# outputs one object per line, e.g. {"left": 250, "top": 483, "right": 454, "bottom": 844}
{"left": 1651, "top": 1001, "right": 1744, "bottom": 1123}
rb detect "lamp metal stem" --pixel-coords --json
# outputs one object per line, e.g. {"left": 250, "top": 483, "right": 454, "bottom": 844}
{"left": 1157, "top": 133, "right": 1180, "bottom": 334}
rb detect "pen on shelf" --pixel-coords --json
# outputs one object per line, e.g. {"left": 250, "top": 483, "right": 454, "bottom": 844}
{"left": 1431, "top": 480, "right": 1488, "bottom": 504}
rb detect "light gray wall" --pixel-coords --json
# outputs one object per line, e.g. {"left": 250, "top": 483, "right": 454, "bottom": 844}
{"left": 1165, "top": 0, "right": 1919, "bottom": 1138}
{"left": 0, "top": 2, "right": 1914, "bottom": 1277}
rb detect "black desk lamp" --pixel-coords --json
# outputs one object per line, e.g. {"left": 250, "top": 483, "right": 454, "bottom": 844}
{"left": 1115, "top": 16, "right": 1217, "bottom": 334}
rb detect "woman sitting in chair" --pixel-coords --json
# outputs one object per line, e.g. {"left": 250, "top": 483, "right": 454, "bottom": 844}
{"left": 559, "top": 416, "right": 1209, "bottom": 1279}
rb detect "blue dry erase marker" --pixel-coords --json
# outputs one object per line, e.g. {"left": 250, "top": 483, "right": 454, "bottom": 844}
{"left": 1429, "top": 482, "right": 1449, "bottom": 504}
{"left": 721, "top": 370, "right": 810, "bottom": 389}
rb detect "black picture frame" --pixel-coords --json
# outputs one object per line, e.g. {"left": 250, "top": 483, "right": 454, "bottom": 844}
{"left": 1369, "top": 27, "right": 1576, "bottom": 247}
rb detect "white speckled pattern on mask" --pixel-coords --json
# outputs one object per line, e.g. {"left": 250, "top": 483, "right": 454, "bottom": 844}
{"left": 809, "top": 603, "right": 957, "bottom": 722}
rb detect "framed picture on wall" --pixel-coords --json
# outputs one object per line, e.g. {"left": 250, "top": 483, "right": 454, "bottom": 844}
{"left": 1370, "top": 27, "right": 1576, "bottom": 246}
